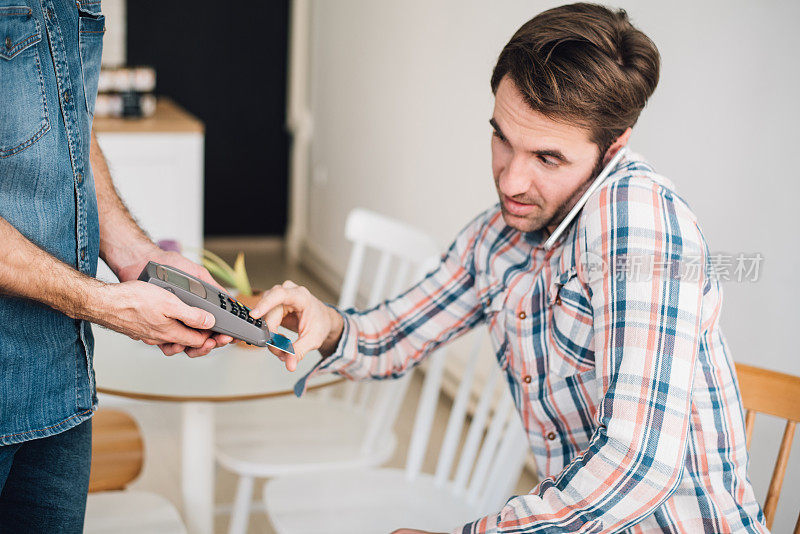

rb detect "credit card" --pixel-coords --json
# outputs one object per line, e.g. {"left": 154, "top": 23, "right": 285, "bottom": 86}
{"left": 266, "top": 332, "right": 295, "bottom": 355}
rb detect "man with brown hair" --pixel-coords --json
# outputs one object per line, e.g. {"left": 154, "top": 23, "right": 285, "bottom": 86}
{"left": 252, "top": 3, "right": 767, "bottom": 532}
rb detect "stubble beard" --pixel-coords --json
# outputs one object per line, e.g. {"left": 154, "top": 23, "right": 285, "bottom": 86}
{"left": 498, "top": 155, "right": 605, "bottom": 234}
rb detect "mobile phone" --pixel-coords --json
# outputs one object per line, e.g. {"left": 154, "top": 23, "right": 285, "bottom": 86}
{"left": 544, "top": 147, "right": 628, "bottom": 250}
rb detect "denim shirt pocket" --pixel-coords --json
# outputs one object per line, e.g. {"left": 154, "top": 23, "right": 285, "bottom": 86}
{"left": 547, "top": 265, "right": 595, "bottom": 377}
{"left": 77, "top": 2, "right": 104, "bottom": 118}
{"left": 0, "top": 5, "right": 49, "bottom": 158}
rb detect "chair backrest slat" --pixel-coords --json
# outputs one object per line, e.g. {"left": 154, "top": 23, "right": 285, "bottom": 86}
{"left": 360, "top": 258, "right": 440, "bottom": 453}
{"left": 400, "top": 330, "right": 528, "bottom": 510}
{"left": 361, "top": 376, "right": 415, "bottom": 454}
{"left": 354, "top": 381, "right": 376, "bottom": 411}
{"left": 434, "top": 334, "right": 483, "bottom": 486}
{"left": 480, "top": 417, "right": 529, "bottom": 513}
{"left": 338, "top": 241, "right": 365, "bottom": 310}
{"left": 405, "top": 350, "right": 447, "bottom": 480}
{"left": 367, "top": 251, "right": 393, "bottom": 307}
{"left": 452, "top": 365, "right": 501, "bottom": 494}
{"left": 735, "top": 363, "right": 800, "bottom": 532}
{"left": 763, "top": 420, "right": 796, "bottom": 530}
{"left": 465, "top": 393, "right": 514, "bottom": 504}
{"left": 744, "top": 409, "right": 756, "bottom": 450}
{"left": 389, "top": 260, "right": 411, "bottom": 298}
{"left": 334, "top": 208, "right": 441, "bottom": 454}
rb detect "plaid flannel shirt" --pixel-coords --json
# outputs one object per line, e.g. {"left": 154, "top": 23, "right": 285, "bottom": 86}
{"left": 295, "top": 151, "right": 767, "bottom": 533}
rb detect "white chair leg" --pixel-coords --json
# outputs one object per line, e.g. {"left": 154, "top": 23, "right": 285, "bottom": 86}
{"left": 228, "top": 475, "right": 255, "bottom": 534}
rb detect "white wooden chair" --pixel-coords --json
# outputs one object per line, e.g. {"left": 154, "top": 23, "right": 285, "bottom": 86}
{"left": 215, "top": 208, "right": 441, "bottom": 534}
{"left": 262, "top": 331, "right": 531, "bottom": 534}
{"left": 84, "top": 409, "right": 186, "bottom": 534}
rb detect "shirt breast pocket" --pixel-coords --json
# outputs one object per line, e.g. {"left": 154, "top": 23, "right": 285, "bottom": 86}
{"left": 547, "top": 266, "right": 595, "bottom": 377}
{"left": 0, "top": 6, "right": 49, "bottom": 158}
{"left": 77, "top": 2, "right": 104, "bottom": 118}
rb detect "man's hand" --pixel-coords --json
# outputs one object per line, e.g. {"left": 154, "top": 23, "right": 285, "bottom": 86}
{"left": 85, "top": 279, "right": 217, "bottom": 354}
{"left": 0, "top": 216, "right": 219, "bottom": 358}
{"left": 113, "top": 247, "right": 234, "bottom": 357}
{"left": 249, "top": 280, "right": 344, "bottom": 372}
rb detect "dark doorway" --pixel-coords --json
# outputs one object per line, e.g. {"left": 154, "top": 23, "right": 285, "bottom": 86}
{"left": 126, "top": 1, "right": 289, "bottom": 236}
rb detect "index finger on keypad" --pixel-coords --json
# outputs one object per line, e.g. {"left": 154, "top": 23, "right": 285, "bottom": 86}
{"left": 249, "top": 286, "right": 295, "bottom": 320}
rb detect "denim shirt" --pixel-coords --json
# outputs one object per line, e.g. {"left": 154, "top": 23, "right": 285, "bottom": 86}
{"left": 0, "top": 0, "right": 103, "bottom": 445}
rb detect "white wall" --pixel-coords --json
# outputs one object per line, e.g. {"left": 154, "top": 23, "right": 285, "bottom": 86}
{"left": 100, "top": 0, "right": 126, "bottom": 67}
{"left": 301, "top": 1, "right": 800, "bottom": 529}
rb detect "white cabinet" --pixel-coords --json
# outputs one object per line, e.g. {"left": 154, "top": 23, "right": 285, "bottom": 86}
{"left": 93, "top": 99, "right": 205, "bottom": 280}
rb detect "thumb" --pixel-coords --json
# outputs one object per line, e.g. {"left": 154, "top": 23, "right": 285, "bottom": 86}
{"left": 167, "top": 302, "right": 215, "bottom": 330}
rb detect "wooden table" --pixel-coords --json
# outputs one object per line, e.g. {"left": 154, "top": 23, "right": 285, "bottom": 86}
{"left": 93, "top": 327, "right": 339, "bottom": 534}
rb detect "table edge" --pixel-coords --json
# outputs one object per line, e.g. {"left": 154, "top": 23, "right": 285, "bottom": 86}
{"left": 96, "top": 377, "right": 345, "bottom": 403}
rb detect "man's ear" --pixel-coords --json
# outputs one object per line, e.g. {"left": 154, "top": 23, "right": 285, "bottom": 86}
{"left": 602, "top": 128, "right": 633, "bottom": 166}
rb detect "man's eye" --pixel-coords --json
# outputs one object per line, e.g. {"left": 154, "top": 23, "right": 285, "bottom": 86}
{"left": 538, "top": 155, "right": 558, "bottom": 167}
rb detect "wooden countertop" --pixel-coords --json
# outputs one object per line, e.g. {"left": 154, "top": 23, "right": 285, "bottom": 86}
{"left": 93, "top": 97, "right": 204, "bottom": 134}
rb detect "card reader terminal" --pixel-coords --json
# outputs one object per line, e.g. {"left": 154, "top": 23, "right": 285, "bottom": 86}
{"left": 138, "top": 261, "right": 295, "bottom": 354}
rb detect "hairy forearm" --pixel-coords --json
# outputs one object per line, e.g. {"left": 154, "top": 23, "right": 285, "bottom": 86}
{"left": 91, "top": 131, "right": 158, "bottom": 274}
{"left": 0, "top": 216, "right": 107, "bottom": 320}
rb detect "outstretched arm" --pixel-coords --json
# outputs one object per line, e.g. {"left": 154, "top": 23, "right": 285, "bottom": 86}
{"left": 250, "top": 211, "right": 491, "bottom": 378}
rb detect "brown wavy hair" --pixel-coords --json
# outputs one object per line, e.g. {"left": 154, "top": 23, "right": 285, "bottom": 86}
{"left": 491, "top": 3, "right": 660, "bottom": 155}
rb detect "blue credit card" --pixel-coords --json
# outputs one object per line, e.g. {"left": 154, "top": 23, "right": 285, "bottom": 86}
{"left": 266, "top": 332, "right": 295, "bottom": 355}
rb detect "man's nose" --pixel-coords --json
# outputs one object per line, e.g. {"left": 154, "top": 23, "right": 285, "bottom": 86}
{"left": 498, "top": 156, "right": 533, "bottom": 197}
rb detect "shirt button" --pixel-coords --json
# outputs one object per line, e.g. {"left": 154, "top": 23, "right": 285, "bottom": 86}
{"left": 4, "top": 37, "right": 11, "bottom": 49}
{"left": 546, "top": 431, "right": 557, "bottom": 441}
{"left": 76, "top": 172, "right": 83, "bottom": 185}
{"left": 518, "top": 311, "right": 527, "bottom": 320}
{"left": 522, "top": 375, "right": 531, "bottom": 383}
{"left": 64, "top": 90, "right": 71, "bottom": 102}
{"left": 80, "top": 249, "right": 86, "bottom": 260}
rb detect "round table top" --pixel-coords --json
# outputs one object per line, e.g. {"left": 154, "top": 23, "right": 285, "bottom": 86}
{"left": 93, "top": 327, "right": 340, "bottom": 402}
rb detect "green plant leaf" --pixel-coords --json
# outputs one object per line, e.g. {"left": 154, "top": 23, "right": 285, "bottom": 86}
{"left": 232, "top": 252, "right": 252, "bottom": 296}
{"left": 200, "top": 249, "right": 236, "bottom": 278}
{"left": 202, "top": 258, "right": 236, "bottom": 288}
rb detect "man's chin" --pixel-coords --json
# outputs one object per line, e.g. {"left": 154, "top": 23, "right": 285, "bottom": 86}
{"left": 499, "top": 207, "right": 546, "bottom": 233}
